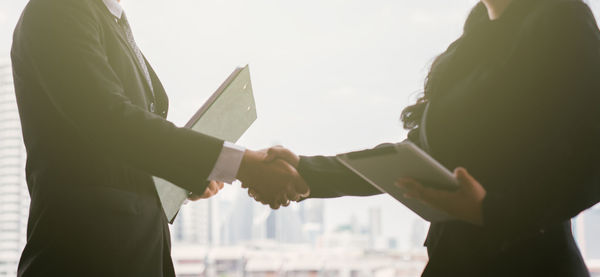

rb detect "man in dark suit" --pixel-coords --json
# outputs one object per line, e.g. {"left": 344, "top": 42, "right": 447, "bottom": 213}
{"left": 11, "top": 0, "right": 308, "bottom": 276}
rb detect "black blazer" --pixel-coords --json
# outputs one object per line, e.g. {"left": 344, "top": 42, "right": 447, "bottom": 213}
{"left": 298, "top": 0, "right": 600, "bottom": 276}
{"left": 11, "top": 0, "right": 223, "bottom": 276}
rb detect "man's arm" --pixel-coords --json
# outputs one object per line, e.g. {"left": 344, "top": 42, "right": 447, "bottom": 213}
{"left": 17, "top": 0, "right": 223, "bottom": 195}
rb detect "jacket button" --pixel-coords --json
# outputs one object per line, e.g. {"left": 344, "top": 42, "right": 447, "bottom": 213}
{"left": 161, "top": 110, "right": 167, "bottom": 116}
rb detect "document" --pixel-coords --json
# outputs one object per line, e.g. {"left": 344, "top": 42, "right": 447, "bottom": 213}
{"left": 154, "top": 65, "right": 257, "bottom": 223}
{"left": 336, "top": 141, "right": 458, "bottom": 222}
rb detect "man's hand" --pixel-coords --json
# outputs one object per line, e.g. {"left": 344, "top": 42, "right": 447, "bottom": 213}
{"left": 237, "top": 149, "right": 309, "bottom": 209}
{"left": 188, "top": 181, "right": 225, "bottom": 201}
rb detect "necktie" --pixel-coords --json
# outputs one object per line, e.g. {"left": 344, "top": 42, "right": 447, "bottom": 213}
{"left": 118, "top": 12, "right": 155, "bottom": 101}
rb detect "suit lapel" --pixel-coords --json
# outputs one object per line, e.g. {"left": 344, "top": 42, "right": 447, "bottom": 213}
{"left": 94, "top": 1, "right": 154, "bottom": 98}
{"left": 111, "top": 23, "right": 155, "bottom": 97}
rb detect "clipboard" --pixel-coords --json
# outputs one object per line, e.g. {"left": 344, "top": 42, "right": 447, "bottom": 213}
{"left": 154, "top": 65, "right": 257, "bottom": 223}
{"left": 336, "top": 141, "right": 458, "bottom": 222}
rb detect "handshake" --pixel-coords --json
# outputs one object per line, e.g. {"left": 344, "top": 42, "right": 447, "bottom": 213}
{"left": 191, "top": 146, "right": 309, "bottom": 209}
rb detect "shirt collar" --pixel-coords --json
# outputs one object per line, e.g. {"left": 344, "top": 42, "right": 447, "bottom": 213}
{"left": 102, "top": 0, "right": 124, "bottom": 19}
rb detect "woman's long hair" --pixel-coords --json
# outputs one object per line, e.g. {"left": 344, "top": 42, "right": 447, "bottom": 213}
{"left": 400, "top": 0, "right": 585, "bottom": 130}
{"left": 400, "top": 2, "right": 490, "bottom": 130}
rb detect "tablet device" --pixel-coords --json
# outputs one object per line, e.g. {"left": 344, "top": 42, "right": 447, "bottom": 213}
{"left": 154, "top": 65, "right": 257, "bottom": 223}
{"left": 336, "top": 141, "right": 458, "bottom": 222}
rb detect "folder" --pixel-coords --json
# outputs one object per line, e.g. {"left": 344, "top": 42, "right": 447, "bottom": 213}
{"left": 336, "top": 141, "right": 458, "bottom": 222}
{"left": 154, "top": 65, "right": 257, "bottom": 223}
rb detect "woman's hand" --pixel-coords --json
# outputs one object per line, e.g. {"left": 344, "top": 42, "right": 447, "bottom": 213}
{"left": 188, "top": 181, "right": 225, "bottom": 201}
{"left": 396, "top": 167, "right": 486, "bottom": 226}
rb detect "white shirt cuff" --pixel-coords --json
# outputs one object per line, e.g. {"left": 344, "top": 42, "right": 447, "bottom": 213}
{"left": 207, "top": 141, "right": 246, "bottom": 184}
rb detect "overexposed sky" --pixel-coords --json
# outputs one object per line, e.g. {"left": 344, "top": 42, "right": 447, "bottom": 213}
{"left": 2, "top": 0, "right": 599, "bottom": 248}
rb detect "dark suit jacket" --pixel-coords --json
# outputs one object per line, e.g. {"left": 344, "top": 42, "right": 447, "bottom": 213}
{"left": 11, "top": 0, "right": 223, "bottom": 276}
{"left": 298, "top": 0, "right": 600, "bottom": 276}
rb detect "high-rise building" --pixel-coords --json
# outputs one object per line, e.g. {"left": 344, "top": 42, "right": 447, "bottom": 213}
{"left": 0, "top": 61, "right": 29, "bottom": 277}
{"left": 368, "top": 207, "right": 383, "bottom": 249}
{"left": 409, "top": 218, "right": 428, "bottom": 250}
{"left": 299, "top": 200, "right": 325, "bottom": 244}
{"left": 368, "top": 207, "right": 382, "bottom": 237}
{"left": 222, "top": 189, "right": 254, "bottom": 245}
{"left": 264, "top": 207, "right": 304, "bottom": 243}
{"left": 170, "top": 199, "right": 214, "bottom": 245}
{"left": 574, "top": 205, "right": 600, "bottom": 260}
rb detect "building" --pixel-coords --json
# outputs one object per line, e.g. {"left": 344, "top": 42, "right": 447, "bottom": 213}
{"left": 222, "top": 189, "right": 255, "bottom": 245}
{"left": 171, "top": 198, "right": 214, "bottom": 245}
{"left": 300, "top": 200, "right": 325, "bottom": 244}
{"left": 0, "top": 61, "right": 29, "bottom": 277}
{"left": 170, "top": 242, "right": 428, "bottom": 277}
{"left": 264, "top": 207, "right": 304, "bottom": 244}
{"left": 574, "top": 205, "right": 600, "bottom": 260}
{"left": 583, "top": 207, "right": 600, "bottom": 260}
{"left": 368, "top": 207, "right": 382, "bottom": 249}
{"left": 409, "top": 218, "right": 428, "bottom": 250}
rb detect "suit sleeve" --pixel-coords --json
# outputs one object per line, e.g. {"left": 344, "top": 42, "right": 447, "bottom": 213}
{"left": 481, "top": 2, "right": 600, "bottom": 239}
{"left": 299, "top": 130, "right": 422, "bottom": 198}
{"left": 17, "top": 0, "right": 222, "bottom": 195}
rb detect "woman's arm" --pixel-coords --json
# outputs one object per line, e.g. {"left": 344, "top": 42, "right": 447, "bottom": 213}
{"left": 265, "top": 129, "right": 423, "bottom": 199}
{"left": 296, "top": 154, "right": 381, "bottom": 198}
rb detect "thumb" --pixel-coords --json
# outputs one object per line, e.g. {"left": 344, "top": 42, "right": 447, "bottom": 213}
{"left": 264, "top": 147, "right": 280, "bottom": 162}
{"left": 455, "top": 167, "right": 475, "bottom": 187}
{"left": 265, "top": 146, "right": 289, "bottom": 162}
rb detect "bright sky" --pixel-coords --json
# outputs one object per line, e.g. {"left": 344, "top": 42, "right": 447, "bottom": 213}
{"left": 2, "top": 0, "right": 599, "bottom": 248}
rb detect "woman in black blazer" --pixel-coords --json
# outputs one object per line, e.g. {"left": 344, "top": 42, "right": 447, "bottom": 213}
{"left": 259, "top": 0, "right": 600, "bottom": 276}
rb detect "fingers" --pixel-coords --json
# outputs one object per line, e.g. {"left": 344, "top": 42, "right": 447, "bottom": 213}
{"left": 188, "top": 194, "right": 204, "bottom": 201}
{"left": 395, "top": 171, "right": 486, "bottom": 226}
{"left": 293, "top": 177, "right": 311, "bottom": 198}
{"left": 239, "top": 152, "right": 305, "bottom": 209}
{"left": 263, "top": 145, "right": 283, "bottom": 163}
{"left": 248, "top": 184, "right": 293, "bottom": 209}
{"left": 206, "top": 181, "right": 220, "bottom": 195}
{"left": 248, "top": 188, "right": 260, "bottom": 202}
{"left": 396, "top": 178, "right": 456, "bottom": 210}
{"left": 264, "top": 146, "right": 300, "bottom": 167}
{"left": 249, "top": 185, "right": 293, "bottom": 209}
{"left": 189, "top": 181, "right": 224, "bottom": 201}
{"left": 455, "top": 167, "right": 474, "bottom": 186}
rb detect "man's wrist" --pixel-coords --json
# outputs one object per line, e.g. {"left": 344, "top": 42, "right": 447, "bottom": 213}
{"left": 207, "top": 141, "right": 245, "bottom": 184}
{"left": 236, "top": 149, "right": 262, "bottom": 182}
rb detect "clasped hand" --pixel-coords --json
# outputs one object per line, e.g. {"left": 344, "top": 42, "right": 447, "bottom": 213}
{"left": 237, "top": 146, "right": 309, "bottom": 209}
{"left": 186, "top": 146, "right": 308, "bottom": 210}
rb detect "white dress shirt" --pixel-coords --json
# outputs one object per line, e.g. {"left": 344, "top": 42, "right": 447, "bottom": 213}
{"left": 103, "top": 0, "right": 246, "bottom": 184}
